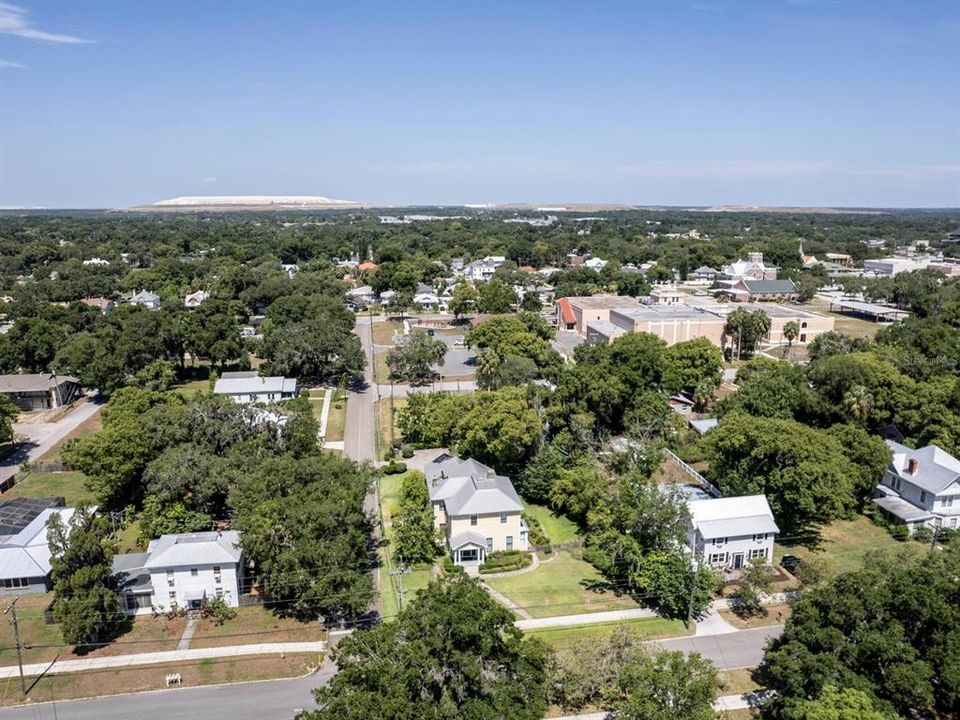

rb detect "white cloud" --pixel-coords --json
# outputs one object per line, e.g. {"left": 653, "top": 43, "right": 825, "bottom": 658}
{"left": 202, "top": 177, "right": 218, "bottom": 183}
{"left": 0, "top": 59, "right": 25, "bottom": 68}
{"left": 0, "top": 3, "right": 93, "bottom": 44}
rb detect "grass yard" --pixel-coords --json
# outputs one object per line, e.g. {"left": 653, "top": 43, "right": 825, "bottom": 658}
{"left": 718, "top": 668, "right": 763, "bottom": 695}
{"left": 324, "top": 389, "right": 347, "bottom": 442}
{"left": 309, "top": 387, "right": 347, "bottom": 443}
{"left": 523, "top": 503, "right": 580, "bottom": 545}
{"left": 377, "top": 471, "right": 437, "bottom": 620}
{"left": 0, "top": 593, "right": 187, "bottom": 667}
{"left": 807, "top": 299, "right": 882, "bottom": 339}
{"left": 0, "top": 653, "right": 318, "bottom": 707}
{"left": 3, "top": 471, "right": 94, "bottom": 505}
{"left": 374, "top": 351, "right": 391, "bottom": 383}
{"left": 377, "top": 396, "right": 407, "bottom": 452}
{"left": 719, "top": 604, "right": 792, "bottom": 630}
{"left": 191, "top": 605, "right": 324, "bottom": 648}
{"left": 483, "top": 550, "right": 639, "bottom": 618}
{"left": 173, "top": 377, "right": 213, "bottom": 398}
{"left": 527, "top": 617, "right": 689, "bottom": 653}
{"left": 774, "top": 515, "right": 925, "bottom": 580}
{"left": 372, "top": 320, "right": 403, "bottom": 347}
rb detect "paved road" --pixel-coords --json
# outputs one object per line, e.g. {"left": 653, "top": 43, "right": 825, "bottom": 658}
{"left": 655, "top": 625, "right": 783, "bottom": 669}
{"left": 1, "top": 396, "right": 104, "bottom": 485}
{"left": 0, "top": 668, "right": 335, "bottom": 720}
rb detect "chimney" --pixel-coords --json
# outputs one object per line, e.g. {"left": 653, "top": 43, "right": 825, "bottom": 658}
{"left": 908, "top": 458, "right": 919, "bottom": 475}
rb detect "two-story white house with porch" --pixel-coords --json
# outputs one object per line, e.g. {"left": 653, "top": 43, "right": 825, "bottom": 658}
{"left": 114, "top": 530, "right": 243, "bottom": 615}
{"left": 424, "top": 454, "right": 528, "bottom": 567}
{"left": 873, "top": 441, "right": 960, "bottom": 534}
{"left": 686, "top": 494, "right": 779, "bottom": 572}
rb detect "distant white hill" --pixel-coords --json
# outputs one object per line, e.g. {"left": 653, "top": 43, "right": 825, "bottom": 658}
{"left": 151, "top": 195, "right": 359, "bottom": 207}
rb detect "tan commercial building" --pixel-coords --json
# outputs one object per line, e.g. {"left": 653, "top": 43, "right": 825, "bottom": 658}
{"left": 556, "top": 295, "right": 641, "bottom": 335}
{"left": 581, "top": 301, "right": 834, "bottom": 348}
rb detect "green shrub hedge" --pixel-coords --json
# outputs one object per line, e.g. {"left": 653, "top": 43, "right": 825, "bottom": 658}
{"left": 478, "top": 550, "right": 533, "bottom": 574}
{"left": 382, "top": 462, "right": 407, "bottom": 475}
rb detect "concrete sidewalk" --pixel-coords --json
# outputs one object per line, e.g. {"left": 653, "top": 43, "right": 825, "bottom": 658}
{"left": 515, "top": 607, "right": 658, "bottom": 631}
{"left": 547, "top": 690, "right": 776, "bottom": 719}
{"left": 0, "top": 641, "right": 327, "bottom": 680}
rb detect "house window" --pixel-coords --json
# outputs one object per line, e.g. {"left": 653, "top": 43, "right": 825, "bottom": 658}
{"left": 500, "top": 512, "right": 507, "bottom": 524}
{"left": 951, "top": 518, "right": 958, "bottom": 528}
{"left": 749, "top": 548, "right": 767, "bottom": 560}
{"left": 215, "top": 588, "right": 224, "bottom": 599}
{"left": 712, "top": 537, "right": 727, "bottom": 546}
{"left": 752, "top": 533, "right": 766, "bottom": 542}
{"left": 190, "top": 568, "right": 199, "bottom": 577}
{"left": 943, "top": 496, "right": 954, "bottom": 508}
{"left": 459, "top": 548, "right": 478, "bottom": 562}
{"left": 167, "top": 570, "right": 175, "bottom": 587}
{"left": 169, "top": 591, "right": 176, "bottom": 601}
{"left": 708, "top": 552, "right": 726, "bottom": 565}
{"left": 506, "top": 536, "right": 514, "bottom": 551}
{"left": 920, "top": 491, "right": 927, "bottom": 504}
{"left": 485, "top": 537, "right": 493, "bottom": 552}
{"left": 470, "top": 515, "right": 478, "bottom": 526}
{"left": 2, "top": 578, "right": 28, "bottom": 589}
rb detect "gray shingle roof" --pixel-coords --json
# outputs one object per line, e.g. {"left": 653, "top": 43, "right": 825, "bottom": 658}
{"left": 425, "top": 454, "right": 523, "bottom": 516}
{"left": 0, "top": 373, "right": 79, "bottom": 393}
{"left": 214, "top": 375, "right": 297, "bottom": 396}
{"left": 886, "top": 440, "right": 960, "bottom": 495}
{"left": 449, "top": 530, "right": 488, "bottom": 550}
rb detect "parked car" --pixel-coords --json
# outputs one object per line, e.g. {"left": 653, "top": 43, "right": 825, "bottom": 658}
{"left": 780, "top": 555, "right": 801, "bottom": 573}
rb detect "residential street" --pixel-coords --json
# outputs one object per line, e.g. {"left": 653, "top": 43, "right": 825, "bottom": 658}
{"left": 0, "top": 396, "right": 104, "bottom": 486}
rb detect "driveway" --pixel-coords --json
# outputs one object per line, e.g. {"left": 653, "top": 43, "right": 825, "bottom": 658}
{"left": 1, "top": 396, "right": 104, "bottom": 486}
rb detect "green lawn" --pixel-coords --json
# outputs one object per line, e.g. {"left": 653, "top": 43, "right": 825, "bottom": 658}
{"left": 173, "top": 378, "right": 212, "bottom": 397}
{"left": 523, "top": 503, "right": 580, "bottom": 545}
{"left": 527, "top": 617, "right": 689, "bottom": 652}
{"left": 190, "top": 605, "right": 323, "bottom": 648}
{"left": 377, "top": 396, "right": 407, "bottom": 453}
{"left": 774, "top": 515, "right": 926, "bottom": 579}
{"left": 372, "top": 320, "right": 403, "bottom": 347}
{"left": 3, "top": 471, "right": 94, "bottom": 505}
{"left": 377, "top": 472, "right": 437, "bottom": 620}
{"left": 309, "top": 387, "right": 347, "bottom": 443}
{"left": 484, "top": 550, "right": 639, "bottom": 618}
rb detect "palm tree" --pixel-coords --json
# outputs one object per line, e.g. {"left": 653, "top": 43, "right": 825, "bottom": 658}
{"left": 475, "top": 348, "right": 501, "bottom": 389}
{"left": 783, "top": 321, "right": 799, "bottom": 359}
{"left": 844, "top": 385, "right": 874, "bottom": 424}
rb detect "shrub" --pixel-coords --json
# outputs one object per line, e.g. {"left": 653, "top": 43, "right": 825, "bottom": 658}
{"left": 401, "top": 446, "right": 414, "bottom": 459}
{"left": 383, "top": 462, "right": 407, "bottom": 475}
{"left": 479, "top": 550, "right": 533, "bottom": 574}
{"left": 889, "top": 524, "right": 909, "bottom": 541}
{"left": 441, "top": 556, "right": 464, "bottom": 576}
{"left": 202, "top": 597, "right": 237, "bottom": 626}
{"left": 912, "top": 525, "right": 933, "bottom": 542}
{"left": 383, "top": 448, "right": 395, "bottom": 461}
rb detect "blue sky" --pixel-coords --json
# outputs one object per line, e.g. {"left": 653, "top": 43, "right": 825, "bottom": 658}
{"left": 1, "top": 0, "right": 958, "bottom": 208}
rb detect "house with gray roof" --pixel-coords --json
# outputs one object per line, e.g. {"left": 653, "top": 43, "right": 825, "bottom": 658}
{"left": 685, "top": 494, "right": 779, "bottom": 573}
{"left": 0, "top": 503, "right": 75, "bottom": 595}
{"left": 114, "top": 530, "right": 243, "bottom": 614}
{"left": 129, "top": 289, "right": 161, "bottom": 310}
{"left": 424, "top": 454, "right": 528, "bottom": 567}
{"left": 213, "top": 371, "right": 297, "bottom": 405}
{"left": 874, "top": 441, "right": 960, "bottom": 534}
{"left": 0, "top": 373, "right": 81, "bottom": 411}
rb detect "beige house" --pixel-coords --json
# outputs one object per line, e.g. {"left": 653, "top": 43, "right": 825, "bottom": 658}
{"left": 424, "top": 455, "right": 528, "bottom": 567}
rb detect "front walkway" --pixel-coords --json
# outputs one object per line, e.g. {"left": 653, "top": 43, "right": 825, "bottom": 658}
{"left": 0, "top": 641, "right": 327, "bottom": 680}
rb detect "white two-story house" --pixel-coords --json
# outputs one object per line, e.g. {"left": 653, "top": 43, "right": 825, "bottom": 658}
{"left": 686, "top": 494, "right": 779, "bottom": 572}
{"left": 424, "top": 454, "right": 528, "bottom": 567}
{"left": 114, "top": 530, "right": 243, "bottom": 614}
{"left": 874, "top": 441, "right": 960, "bottom": 534}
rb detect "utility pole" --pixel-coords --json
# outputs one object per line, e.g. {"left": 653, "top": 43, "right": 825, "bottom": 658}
{"left": 684, "top": 556, "right": 700, "bottom": 631}
{"left": 389, "top": 564, "right": 410, "bottom": 613}
{"left": 4, "top": 598, "right": 27, "bottom": 697}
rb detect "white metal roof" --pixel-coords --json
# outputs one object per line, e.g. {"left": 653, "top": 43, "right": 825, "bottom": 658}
{"left": 689, "top": 495, "right": 779, "bottom": 539}
{"left": 886, "top": 440, "right": 960, "bottom": 495}
{"left": 0, "top": 507, "right": 76, "bottom": 580}
{"left": 144, "top": 530, "right": 242, "bottom": 569}
{"left": 214, "top": 375, "right": 297, "bottom": 396}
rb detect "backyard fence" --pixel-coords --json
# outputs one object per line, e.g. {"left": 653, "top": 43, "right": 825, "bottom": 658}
{"left": 663, "top": 448, "right": 721, "bottom": 498}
